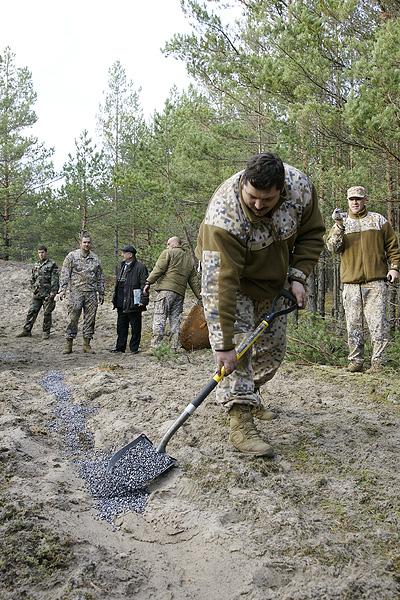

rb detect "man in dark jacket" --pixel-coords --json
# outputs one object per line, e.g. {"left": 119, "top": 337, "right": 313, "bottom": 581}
{"left": 109, "top": 246, "right": 149, "bottom": 354}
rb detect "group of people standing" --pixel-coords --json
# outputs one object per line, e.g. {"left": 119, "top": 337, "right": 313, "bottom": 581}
{"left": 15, "top": 152, "right": 400, "bottom": 458}
{"left": 16, "top": 234, "right": 200, "bottom": 356}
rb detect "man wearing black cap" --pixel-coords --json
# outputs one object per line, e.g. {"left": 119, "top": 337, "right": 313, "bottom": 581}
{"left": 110, "top": 246, "right": 149, "bottom": 354}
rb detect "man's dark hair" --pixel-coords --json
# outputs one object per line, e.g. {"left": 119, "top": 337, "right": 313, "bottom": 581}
{"left": 242, "top": 152, "right": 285, "bottom": 191}
{"left": 38, "top": 245, "right": 47, "bottom": 252}
{"left": 80, "top": 234, "right": 91, "bottom": 241}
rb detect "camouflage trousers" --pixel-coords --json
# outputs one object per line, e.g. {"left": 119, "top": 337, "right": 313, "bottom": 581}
{"left": 215, "top": 292, "right": 287, "bottom": 410}
{"left": 150, "top": 290, "right": 184, "bottom": 349}
{"left": 23, "top": 294, "right": 56, "bottom": 333}
{"left": 65, "top": 292, "right": 98, "bottom": 339}
{"left": 342, "top": 280, "right": 388, "bottom": 366}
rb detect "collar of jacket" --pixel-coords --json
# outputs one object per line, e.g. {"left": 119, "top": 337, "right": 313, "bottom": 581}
{"left": 37, "top": 258, "right": 50, "bottom": 266}
{"left": 239, "top": 175, "right": 286, "bottom": 224}
{"left": 348, "top": 206, "right": 368, "bottom": 219}
{"left": 121, "top": 257, "right": 137, "bottom": 270}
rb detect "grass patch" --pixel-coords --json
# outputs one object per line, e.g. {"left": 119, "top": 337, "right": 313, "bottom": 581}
{"left": 0, "top": 502, "right": 73, "bottom": 591}
{"left": 150, "top": 341, "right": 179, "bottom": 361}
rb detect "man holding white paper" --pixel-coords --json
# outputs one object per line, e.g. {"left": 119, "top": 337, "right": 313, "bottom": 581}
{"left": 110, "top": 246, "right": 149, "bottom": 355}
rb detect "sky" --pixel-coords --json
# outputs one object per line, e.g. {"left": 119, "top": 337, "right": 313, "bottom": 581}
{"left": 3, "top": 0, "right": 196, "bottom": 170}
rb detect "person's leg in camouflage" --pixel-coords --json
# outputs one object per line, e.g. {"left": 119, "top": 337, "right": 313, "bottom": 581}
{"left": 150, "top": 291, "right": 169, "bottom": 348}
{"left": 65, "top": 294, "right": 84, "bottom": 339}
{"left": 342, "top": 283, "right": 364, "bottom": 372}
{"left": 82, "top": 292, "right": 98, "bottom": 353}
{"left": 25, "top": 295, "right": 43, "bottom": 331}
{"left": 251, "top": 296, "right": 287, "bottom": 420}
{"left": 81, "top": 292, "right": 98, "bottom": 339}
{"left": 168, "top": 293, "right": 184, "bottom": 349}
{"left": 363, "top": 280, "right": 388, "bottom": 372}
{"left": 214, "top": 292, "right": 285, "bottom": 457}
{"left": 42, "top": 296, "right": 56, "bottom": 337}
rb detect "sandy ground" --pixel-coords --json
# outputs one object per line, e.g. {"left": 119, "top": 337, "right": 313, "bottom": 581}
{"left": 1, "top": 259, "right": 400, "bottom": 600}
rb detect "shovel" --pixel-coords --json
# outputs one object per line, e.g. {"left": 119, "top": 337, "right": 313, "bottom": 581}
{"left": 106, "top": 288, "right": 298, "bottom": 479}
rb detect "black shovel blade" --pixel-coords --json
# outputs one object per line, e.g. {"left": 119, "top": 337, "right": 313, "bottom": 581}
{"left": 106, "top": 433, "right": 176, "bottom": 489}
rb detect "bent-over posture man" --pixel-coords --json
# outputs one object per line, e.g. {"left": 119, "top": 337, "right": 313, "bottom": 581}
{"left": 144, "top": 236, "right": 201, "bottom": 350}
{"left": 59, "top": 234, "right": 105, "bottom": 354}
{"left": 326, "top": 186, "right": 400, "bottom": 373}
{"left": 196, "top": 152, "right": 325, "bottom": 457}
{"left": 16, "top": 245, "right": 59, "bottom": 340}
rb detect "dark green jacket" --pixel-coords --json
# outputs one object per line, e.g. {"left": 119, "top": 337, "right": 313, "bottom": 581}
{"left": 147, "top": 247, "right": 201, "bottom": 299}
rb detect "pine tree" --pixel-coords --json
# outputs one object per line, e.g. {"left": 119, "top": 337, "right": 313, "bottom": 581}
{"left": 0, "top": 46, "right": 54, "bottom": 259}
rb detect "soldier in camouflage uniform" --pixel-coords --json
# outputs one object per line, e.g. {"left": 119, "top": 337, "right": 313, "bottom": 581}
{"left": 16, "top": 246, "right": 59, "bottom": 340}
{"left": 196, "top": 153, "right": 325, "bottom": 457}
{"left": 143, "top": 237, "right": 201, "bottom": 350}
{"left": 326, "top": 186, "right": 400, "bottom": 374}
{"left": 59, "top": 235, "right": 105, "bottom": 354}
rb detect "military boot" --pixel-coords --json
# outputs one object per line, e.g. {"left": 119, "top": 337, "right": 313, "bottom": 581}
{"left": 16, "top": 329, "right": 32, "bottom": 338}
{"left": 63, "top": 338, "right": 73, "bottom": 354}
{"left": 83, "top": 338, "right": 95, "bottom": 354}
{"left": 42, "top": 332, "right": 50, "bottom": 340}
{"left": 251, "top": 404, "right": 277, "bottom": 421}
{"left": 347, "top": 362, "right": 363, "bottom": 373}
{"left": 228, "top": 404, "right": 275, "bottom": 457}
{"left": 365, "top": 362, "right": 383, "bottom": 375}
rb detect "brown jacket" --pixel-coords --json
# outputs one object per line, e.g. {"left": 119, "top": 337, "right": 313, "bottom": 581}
{"left": 326, "top": 207, "right": 400, "bottom": 283}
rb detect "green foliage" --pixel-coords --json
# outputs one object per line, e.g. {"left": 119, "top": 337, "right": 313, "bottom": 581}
{"left": 150, "top": 341, "right": 180, "bottom": 361}
{"left": 386, "top": 332, "right": 400, "bottom": 370}
{"left": 3, "top": 0, "right": 400, "bottom": 274}
{"left": 286, "top": 313, "right": 349, "bottom": 366}
{"left": 0, "top": 46, "right": 55, "bottom": 260}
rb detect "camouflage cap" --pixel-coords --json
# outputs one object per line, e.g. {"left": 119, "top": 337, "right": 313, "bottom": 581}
{"left": 347, "top": 186, "right": 366, "bottom": 199}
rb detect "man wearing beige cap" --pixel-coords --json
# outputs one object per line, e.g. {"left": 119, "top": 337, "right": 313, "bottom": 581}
{"left": 327, "top": 186, "right": 400, "bottom": 373}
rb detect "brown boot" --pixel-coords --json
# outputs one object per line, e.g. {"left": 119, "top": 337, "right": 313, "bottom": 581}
{"left": 42, "top": 332, "right": 50, "bottom": 340}
{"left": 63, "top": 338, "right": 73, "bottom": 354}
{"left": 347, "top": 362, "right": 363, "bottom": 373}
{"left": 228, "top": 404, "right": 274, "bottom": 457}
{"left": 16, "top": 329, "right": 32, "bottom": 338}
{"left": 83, "top": 338, "right": 95, "bottom": 354}
{"left": 251, "top": 404, "right": 277, "bottom": 421}
{"left": 365, "top": 362, "right": 383, "bottom": 375}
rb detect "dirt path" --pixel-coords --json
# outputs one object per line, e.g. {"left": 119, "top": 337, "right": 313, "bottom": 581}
{"left": 1, "top": 259, "right": 400, "bottom": 599}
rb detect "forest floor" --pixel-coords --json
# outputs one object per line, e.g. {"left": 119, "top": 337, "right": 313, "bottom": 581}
{"left": 1, "top": 258, "right": 400, "bottom": 600}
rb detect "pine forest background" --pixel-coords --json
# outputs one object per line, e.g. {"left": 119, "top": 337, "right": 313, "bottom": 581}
{"left": 2, "top": 0, "right": 400, "bottom": 362}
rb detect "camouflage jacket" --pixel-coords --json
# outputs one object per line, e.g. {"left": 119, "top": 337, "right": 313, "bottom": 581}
{"left": 60, "top": 250, "right": 105, "bottom": 295}
{"left": 195, "top": 165, "right": 325, "bottom": 350}
{"left": 31, "top": 258, "right": 59, "bottom": 297}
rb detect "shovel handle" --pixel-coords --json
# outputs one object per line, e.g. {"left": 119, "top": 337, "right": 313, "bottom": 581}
{"left": 157, "top": 289, "right": 297, "bottom": 454}
{"left": 214, "top": 288, "right": 298, "bottom": 382}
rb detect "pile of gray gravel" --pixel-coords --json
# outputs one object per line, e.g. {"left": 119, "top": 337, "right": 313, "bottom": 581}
{"left": 40, "top": 370, "right": 174, "bottom": 524}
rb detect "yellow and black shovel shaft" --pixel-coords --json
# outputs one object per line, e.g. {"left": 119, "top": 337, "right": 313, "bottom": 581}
{"left": 106, "top": 288, "right": 298, "bottom": 466}
{"left": 213, "top": 318, "right": 270, "bottom": 384}
{"left": 156, "top": 289, "right": 297, "bottom": 453}
{"left": 156, "top": 318, "right": 272, "bottom": 452}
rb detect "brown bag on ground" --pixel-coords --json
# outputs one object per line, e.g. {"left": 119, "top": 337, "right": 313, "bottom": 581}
{"left": 180, "top": 305, "right": 211, "bottom": 350}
